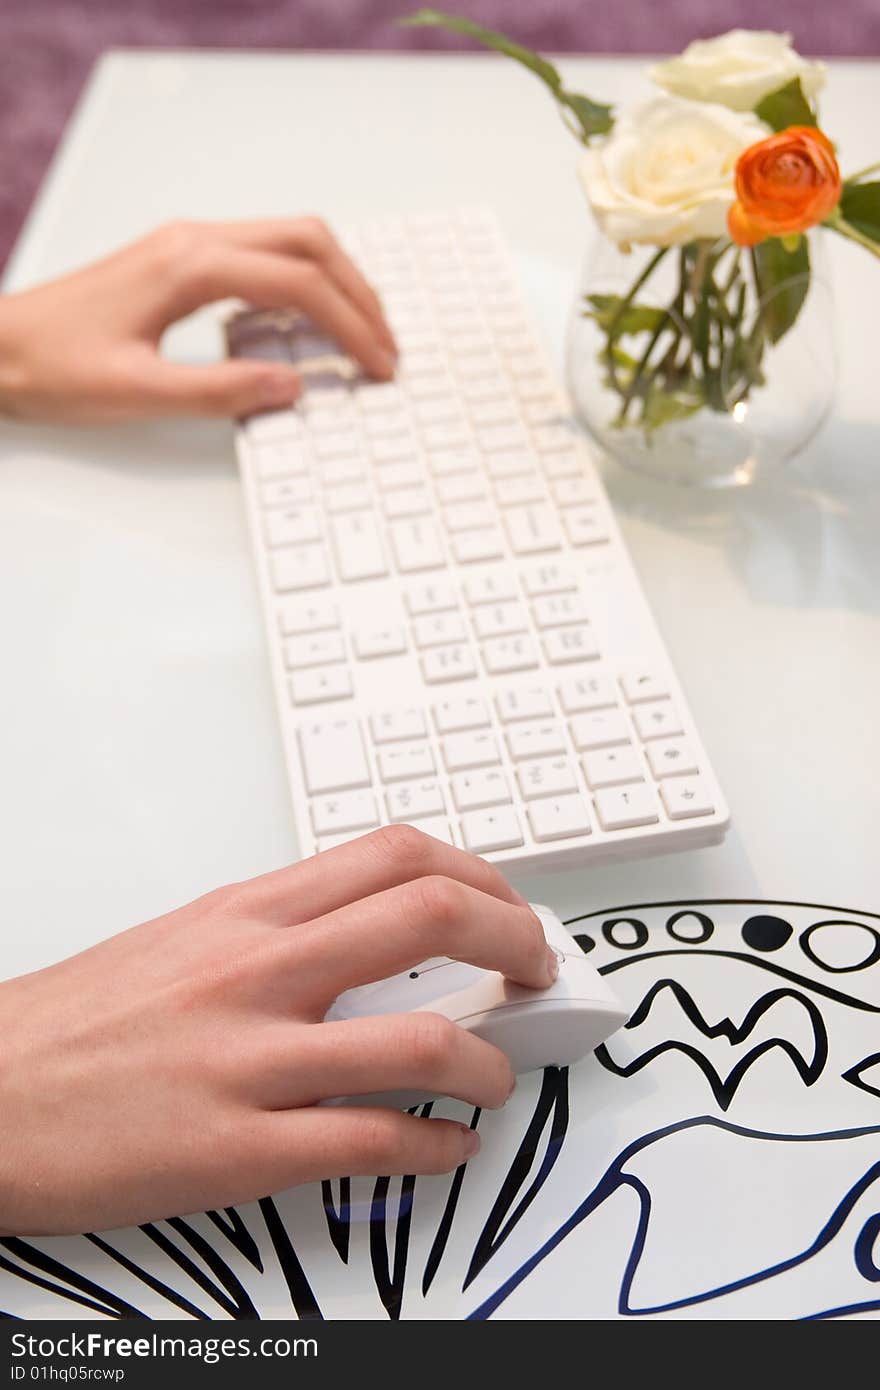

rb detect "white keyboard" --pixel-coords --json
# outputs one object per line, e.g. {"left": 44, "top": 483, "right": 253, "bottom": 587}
{"left": 227, "top": 208, "right": 729, "bottom": 874}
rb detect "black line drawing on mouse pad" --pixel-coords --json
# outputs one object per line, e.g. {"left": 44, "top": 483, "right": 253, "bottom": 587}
{"left": 2, "top": 899, "right": 879, "bottom": 1321}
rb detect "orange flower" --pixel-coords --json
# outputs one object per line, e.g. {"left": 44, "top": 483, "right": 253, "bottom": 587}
{"left": 727, "top": 125, "right": 841, "bottom": 247}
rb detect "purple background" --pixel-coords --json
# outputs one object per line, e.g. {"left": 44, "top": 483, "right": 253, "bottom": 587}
{"left": 2, "top": 0, "right": 878, "bottom": 271}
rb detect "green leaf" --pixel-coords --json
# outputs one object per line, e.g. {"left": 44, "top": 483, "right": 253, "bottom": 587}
{"left": 751, "top": 235, "right": 811, "bottom": 345}
{"left": 837, "top": 181, "right": 880, "bottom": 246}
{"left": 559, "top": 92, "right": 614, "bottom": 141}
{"left": 754, "top": 77, "right": 816, "bottom": 131}
{"left": 401, "top": 9, "right": 613, "bottom": 141}
{"left": 584, "top": 293, "right": 666, "bottom": 337}
{"left": 640, "top": 386, "right": 703, "bottom": 433}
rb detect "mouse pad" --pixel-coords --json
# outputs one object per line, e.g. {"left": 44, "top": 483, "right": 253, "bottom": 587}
{"left": 3, "top": 897, "right": 879, "bottom": 1321}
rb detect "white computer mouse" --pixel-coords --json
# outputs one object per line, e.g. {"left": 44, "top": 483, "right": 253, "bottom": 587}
{"left": 323, "top": 903, "right": 630, "bottom": 1108}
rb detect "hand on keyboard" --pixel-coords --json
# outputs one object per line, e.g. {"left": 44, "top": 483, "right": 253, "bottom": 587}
{"left": 0, "top": 827, "right": 554, "bottom": 1236}
{"left": 0, "top": 217, "right": 397, "bottom": 424}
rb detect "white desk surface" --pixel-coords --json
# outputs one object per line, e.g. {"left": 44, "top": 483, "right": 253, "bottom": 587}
{"left": 1, "top": 49, "right": 878, "bottom": 973}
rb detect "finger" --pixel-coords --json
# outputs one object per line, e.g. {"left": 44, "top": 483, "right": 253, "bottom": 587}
{"left": 250, "top": 1015, "right": 515, "bottom": 1111}
{"left": 212, "top": 218, "right": 397, "bottom": 356}
{"left": 230, "top": 824, "right": 529, "bottom": 926}
{"left": 272, "top": 877, "right": 557, "bottom": 1008}
{"left": 167, "top": 246, "right": 395, "bottom": 381}
{"left": 124, "top": 354, "right": 301, "bottom": 419}
{"left": 248, "top": 1106, "right": 481, "bottom": 1186}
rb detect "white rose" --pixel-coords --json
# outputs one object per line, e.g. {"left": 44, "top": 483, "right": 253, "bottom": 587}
{"left": 649, "top": 30, "right": 826, "bottom": 112}
{"left": 578, "top": 96, "right": 767, "bottom": 248}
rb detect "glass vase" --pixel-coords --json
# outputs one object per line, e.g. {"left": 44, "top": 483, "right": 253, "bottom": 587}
{"left": 565, "top": 230, "right": 836, "bottom": 487}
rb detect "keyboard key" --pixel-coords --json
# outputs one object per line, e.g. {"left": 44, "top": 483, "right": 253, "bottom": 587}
{"left": 516, "top": 756, "right": 577, "bottom": 801}
{"left": 404, "top": 580, "right": 458, "bottom": 615}
{"left": 284, "top": 632, "right": 345, "bottom": 670}
{"left": 463, "top": 570, "right": 518, "bottom": 605}
{"left": 506, "top": 720, "right": 566, "bottom": 760}
{"left": 582, "top": 747, "right": 645, "bottom": 789}
{"left": 413, "top": 612, "right": 467, "bottom": 648}
{"left": 260, "top": 477, "right": 313, "bottom": 508}
{"left": 451, "top": 768, "right": 511, "bottom": 812}
{"left": 558, "top": 673, "right": 618, "bottom": 713}
{"left": 432, "top": 697, "right": 490, "bottom": 734}
{"left": 424, "top": 421, "right": 471, "bottom": 451}
{"left": 428, "top": 446, "right": 480, "bottom": 477}
{"left": 321, "top": 456, "right": 367, "bottom": 485}
{"left": 532, "top": 593, "right": 589, "bottom": 628}
{"left": 363, "top": 408, "right": 411, "bottom": 437}
{"left": 271, "top": 544, "right": 331, "bottom": 592}
{"left": 470, "top": 396, "right": 520, "bottom": 428}
{"left": 435, "top": 473, "right": 488, "bottom": 504}
{"left": 442, "top": 730, "right": 500, "bottom": 772}
{"left": 386, "top": 780, "right": 446, "bottom": 822}
{"left": 569, "top": 709, "right": 631, "bottom": 750}
{"left": 444, "top": 501, "right": 496, "bottom": 532}
{"left": 632, "top": 700, "right": 684, "bottom": 741}
{"left": 376, "top": 460, "right": 424, "bottom": 490}
{"left": 298, "top": 718, "right": 370, "bottom": 793}
{"left": 485, "top": 449, "right": 537, "bottom": 480}
{"left": 407, "top": 815, "right": 456, "bottom": 846}
{"left": 481, "top": 635, "right": 539, "bottom": 674}
{"left": 528, "top": 794, "right": 592, "bottom": 842}
{"left": 461, "top": 807, "right": 524, "bottom": 854}
{"left": 277, "top": 598, "right": 339, "bottom": 637}
{"left": 330, "top": 513, "right": 388, "bottom": 582}
{"left": 311, "top": 790, "right": 379, "bottom": 836}
{"left": 660, "top": 776, "right": 715, "bottom": 819}
{"left": 595, "top": 784, "right": 660, "bottom": 830}
{"left": 353, "top": 626, "right": 407, "bottom": 659}
{"left": 472, "top": 602, "right": 529, "bottom": 639}
{"left": 359, "top": 381, "right": 409, "bottom": 412}
{"left": 313, "top": 429, "right": 362, "bottom": 460}
{"left": 382, "top": 487, "right": 431, "bottom": 519}
{"left": 371, "top": 434, "right": 420, "bottom": 465}
{"left": 326, "top": 483, "right": 373, "bottom": 515}
{"left": 290, "top": 666, "right": 353, "bottom": 706}
{"left": 264, "top": 507, "right": 322, "bottom": 548}
{"left": 645, "top": 738, "right": 699, "bottom": 779}
{"left": 552, "top": 476, "right": 598, "bottom": 507}
{"left": 247, "top": 409, "right": 305, "bottom": 445}
{"left": 505, "top": 504, "right": 562, "bottom": 555}
{"left": 369, "top": 707, "right": 427, "bottom": 744}
{"left": 494, "top": 474, "right": 546, "bottom": 507}
{"left": 565, "top": 506, "right": 610, "bottom": 547}
{"left": 522, "top": 562, "right": 577, "bottom": 597}
{"left": 621, "top": 670, "right": 671, "bottom": 704}
{"left": 477, "top": 423, "right": 530, "bottom": 453}
{"left": 392, "top": 518, "right": 446, "bottom": 572}
{"left": 421, "top": 644, "right": 478, "bottom": 683}
{"left": 532, "top": 422, "right": 574, "bottom": 453}
{"left": 543, "top": 626, "right": 600, "bottom": 664}
{"left": 495, "top": 685, "right": 554, "bottom": 723}
{"left": 414, "top": 395, "right": 462, "bottom": 425}
{"left": 377, "top": 742, "right": 436, "bottom": 782}
{"left": 451, "top": 527, "right": 505, "bottom": 563}
{"left": 252, "top": 442, "right": 310, "bottom": 480}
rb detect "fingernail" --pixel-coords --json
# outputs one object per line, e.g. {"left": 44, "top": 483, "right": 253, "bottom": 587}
{"left": 377, "top": 350, "right": 397, "bottom": 379}
{"left": 546, "top": 948, "right": 560, "bottom": 984}
{"left": 460, "top": 1125, "right": 481, "bottom": 1160}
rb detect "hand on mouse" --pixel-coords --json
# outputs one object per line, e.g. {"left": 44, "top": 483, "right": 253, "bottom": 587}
{"left": 0, "top": 826, "right": 557, "bottom": 1237}
{"left": 0, "top": 217, "right": 397, "bottom": 424}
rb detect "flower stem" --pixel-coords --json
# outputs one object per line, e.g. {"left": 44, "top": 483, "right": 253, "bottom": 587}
{"left": 602, "top": 246, "right": 669, "bottom": 395}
